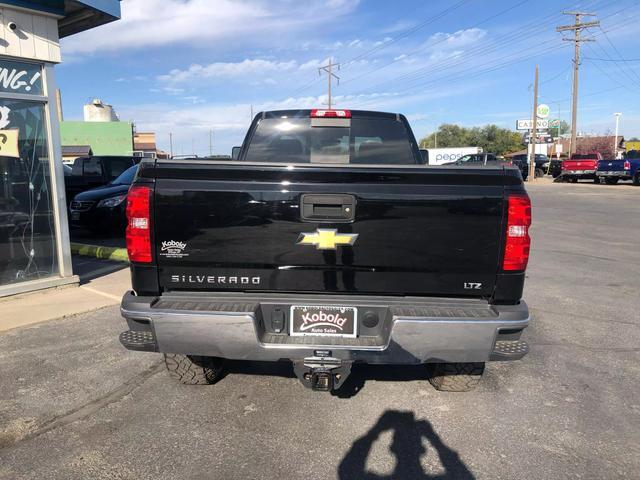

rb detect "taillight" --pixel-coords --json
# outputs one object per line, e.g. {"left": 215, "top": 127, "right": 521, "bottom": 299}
{"left": 503, "top": 193, "right": 531, "bottom": 271}
{"left": 310, "top": 109, "right": 351, "bottom": 118}
{"left": 126, "top": 185, "right": 152, "bottom": 263}
{"left": 624, "top": 160, "right": 631, "bottom": 170}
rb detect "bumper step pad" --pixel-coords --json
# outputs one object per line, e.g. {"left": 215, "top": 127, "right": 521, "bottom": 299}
{"left": 119, "top": 330, "right": 157, "bottom": 352}
{"left": 490, "top": 340, "right": 529, "bottom": 361}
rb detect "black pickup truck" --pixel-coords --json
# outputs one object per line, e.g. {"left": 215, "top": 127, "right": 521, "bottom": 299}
{"left": 119, "top": 109, "right": 532, "bottom": 392}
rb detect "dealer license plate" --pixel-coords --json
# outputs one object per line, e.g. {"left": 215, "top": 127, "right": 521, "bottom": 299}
{"left": 289, "top": 305, "right": 357, "bottom": 338}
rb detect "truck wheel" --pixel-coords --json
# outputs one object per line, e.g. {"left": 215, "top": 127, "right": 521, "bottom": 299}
{"left": 535, "top": 168, "right": 544, "bottom": 178}
{"left": 604, "top": 178, "right": 619, "bottom": 185}
{"left": 570, "top": 177, "right": 578, "bottom": 183}
{"left": 633, "top": 173, "right": 640, "bottom": 186}
{"left": 427, "top": 362, "right": 485, "bottom": 392}
{"left": 164, "top": 354, "right": 224, "bottom": 385}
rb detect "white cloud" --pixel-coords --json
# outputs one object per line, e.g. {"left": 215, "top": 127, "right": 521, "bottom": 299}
{"left": 298, "top": 58, "right": 331, "bottom": 71}
{"left": 374, "top": 37, "right": 393, "bottom": 47}
{"left": 61, "top": 0, "right": 360, "bottom": 56}
{"left": 159, "top": 59, "right": 297, "bottom": 84}
{"left": 428, "top": 28, "right": 487, "bottom": 50}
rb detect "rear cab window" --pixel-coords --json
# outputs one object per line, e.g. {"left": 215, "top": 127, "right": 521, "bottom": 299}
{"left": 242, "top": 111, "right": 419, "bottom": 165}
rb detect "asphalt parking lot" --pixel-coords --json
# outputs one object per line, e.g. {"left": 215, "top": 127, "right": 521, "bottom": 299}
{"left": 1, "top": 181, "right": 638, "bottom": 480}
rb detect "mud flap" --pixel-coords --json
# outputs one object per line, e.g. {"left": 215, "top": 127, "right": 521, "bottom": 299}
{"left": 293, "top": 357, "right": 353, "bottom": 391}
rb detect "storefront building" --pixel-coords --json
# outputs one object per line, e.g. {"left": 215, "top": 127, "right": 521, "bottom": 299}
{"left": 0, "top": 1, "right": 121, "bottom": 297}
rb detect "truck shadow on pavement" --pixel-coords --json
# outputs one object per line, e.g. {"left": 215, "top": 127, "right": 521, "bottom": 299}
{"left": 331, "top": 364, "right": 429, "bottom": 398}
{"left": 222, "top": 361, "right": 430, "bottom": 398}
{"left": 338, "top": 410, "right": 474, "bottom": 480}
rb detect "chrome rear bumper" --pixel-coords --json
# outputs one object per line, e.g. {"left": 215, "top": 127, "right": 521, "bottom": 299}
{"left": 120, "top": 291, "right": 530, "bottom": 364}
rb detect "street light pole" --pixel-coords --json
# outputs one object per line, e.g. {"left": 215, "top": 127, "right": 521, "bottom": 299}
{"left": 613, "top": 112, "right": 621, "bottom": 159}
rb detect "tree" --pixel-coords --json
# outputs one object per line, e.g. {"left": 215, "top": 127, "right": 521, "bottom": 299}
{"left": 419, "top": 123, "right": 470, "bottom": 148}
{"left": 419, "top": 123, "right": 524, "bottom": 156}
{"left": 551, "top": 120, "right": 569, "bottom": 139}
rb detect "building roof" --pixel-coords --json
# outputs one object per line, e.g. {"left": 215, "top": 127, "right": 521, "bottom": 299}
{"left": 61, "top": 144, "right": 92, "bottom": 156}
{"left": 2, "top": 1, "right": 121, "bottom": 37}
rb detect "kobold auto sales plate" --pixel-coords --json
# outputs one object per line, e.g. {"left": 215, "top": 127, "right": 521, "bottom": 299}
{"left": 289, "top": 305, "right": 357, "bottom": 337}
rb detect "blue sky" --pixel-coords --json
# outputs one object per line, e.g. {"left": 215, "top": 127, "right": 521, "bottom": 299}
{"left": 55, "top": 0, "right": 640, "bottom": 156}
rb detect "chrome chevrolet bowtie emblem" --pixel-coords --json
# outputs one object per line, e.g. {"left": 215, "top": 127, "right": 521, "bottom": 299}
{"left": 296, "top": 228, "right": 358, "bottom": 250}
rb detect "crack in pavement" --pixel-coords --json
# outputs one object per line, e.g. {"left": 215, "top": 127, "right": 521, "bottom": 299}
{"left": 0, "top": 361, "right": 163, "bottom": 450}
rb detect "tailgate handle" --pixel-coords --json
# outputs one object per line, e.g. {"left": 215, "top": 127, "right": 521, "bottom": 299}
{"left": 301, "top": 194, "right": 356, "bottom": 222}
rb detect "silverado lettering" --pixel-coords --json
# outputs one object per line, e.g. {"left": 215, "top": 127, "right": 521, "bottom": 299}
{"left": 119, "top": 109, "right": 532, "bottom": 393}
{"left": 170, "top": 275, "right": 261, "bottom": 285}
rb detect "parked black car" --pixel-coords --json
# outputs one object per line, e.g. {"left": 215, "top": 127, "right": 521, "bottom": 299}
{"left": 548, "top": 158, "right": 563, "bottom": 178}
{"left": 440, "top": 152, "right": 506, "bottom": 166}
{"left": 69, "top": 164, "right": 137, "bottom": 233}
{"left": 511, "top": 154, "right": 549, "bottom": 180}
{"left": 65, "top": 156, "right": 140, "bottom": 206}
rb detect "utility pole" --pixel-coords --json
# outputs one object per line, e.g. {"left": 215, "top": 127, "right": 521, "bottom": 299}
{"left": 613, "top": 112, "right": 621, "bottom": 158}
{"left": 529, "top": 65, "right": 539, "bottom": 182}
{"left": 557, "top": 12, "right": 599, "bottom": 156}
{"left": 169, "top": 132, "right": 173, "bottom": 158}
{"left": 318, "top": 59, "right": 340, "bottom": 109}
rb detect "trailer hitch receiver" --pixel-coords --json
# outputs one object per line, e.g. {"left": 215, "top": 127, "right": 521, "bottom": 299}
{"left": 293, "top": 357, "right": 352, "bottom": 391}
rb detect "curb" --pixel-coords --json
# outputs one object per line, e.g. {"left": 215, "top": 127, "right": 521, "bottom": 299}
{"left": 70, "top": 243, "right": 129, "bottom": 263}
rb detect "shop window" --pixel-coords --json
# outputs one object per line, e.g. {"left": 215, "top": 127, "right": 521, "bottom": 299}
{"left": 0, "top": 98, "right": 58, "bottom": 285}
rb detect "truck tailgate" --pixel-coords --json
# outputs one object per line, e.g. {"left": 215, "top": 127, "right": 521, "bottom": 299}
{"left": 152, "top": 162, "right": 511, "bottom": 297}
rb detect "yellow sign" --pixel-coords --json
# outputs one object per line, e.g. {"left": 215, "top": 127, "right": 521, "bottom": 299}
{"left": 626, "top": 141, "right": 640, "bottom": 152}
{"left": 296, "top": 229, "right": 358, "bottom": 250}
{"left": 0, "top": 129, "right": 20, "bottom": 158}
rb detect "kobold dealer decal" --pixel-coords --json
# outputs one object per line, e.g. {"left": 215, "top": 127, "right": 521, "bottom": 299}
{"left": 160, "top": 240, "right": 188, "bottom": 258}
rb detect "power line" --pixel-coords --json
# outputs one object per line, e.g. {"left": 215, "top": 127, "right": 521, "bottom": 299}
{"left": 340, "top": 0, "right": 532, "bottom": 89}
{"left": 289, "top": 0, "right": 471, "bottom": 97}
{"left": 340, "top": 0, "right": 610, "bottom": 99}
{"left": 342, "top": 0, "right": 628, "bottom": 100}
{"left": 348, "top": 42, "right": 570, "bottom": 109}
{"left": 345, "top": 5, "right": 639, "bottom": 110}
{"left": 597, "top": 25, "right": 640, "bottom": 86}
{"left": 340, "top": 0, "right": 472, "bottom": 68}
{"left": 584, "top": 56, "right": 640, "bottom": 61}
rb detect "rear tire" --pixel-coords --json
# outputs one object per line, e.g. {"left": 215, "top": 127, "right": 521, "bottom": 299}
{"left": 535, "top": 168, "right": 544, "bottom": 178}
{"left": 604, "top": 177, "right": 619, "bottom": 185}
{"left": 427, "top": 362, "right": 485, "bottom": 392}
{"left": 164, "top": 354, "right": 224, "bottom": 385}
{"left": 633, "top": 173, "right": 640, "bottom": 186}
{"left": 570, "top": 177, "right": 578, "bottom": 183}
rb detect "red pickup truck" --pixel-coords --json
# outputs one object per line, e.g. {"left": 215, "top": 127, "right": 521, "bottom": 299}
{"left": 561, "top": 152, "right": 602, "bottom": 183}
